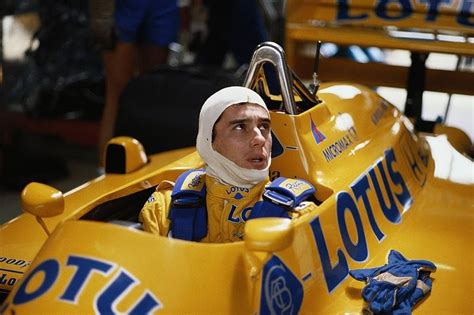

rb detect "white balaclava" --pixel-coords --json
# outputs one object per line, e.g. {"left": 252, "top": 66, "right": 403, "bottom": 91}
{"left": 196, "top": 86, "right": 271, "bottom": 188}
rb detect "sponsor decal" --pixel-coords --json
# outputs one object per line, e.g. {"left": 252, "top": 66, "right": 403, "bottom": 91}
{"left": 0, "top": 272, "right": 19, "bottom": 288}
{"left": 147, "top": 195, "right": 155, "bottom": 203}
{"left": 11, "top": 255, "right": 162, "bottom": 314}
{"left": 322, "top": 126, "right": 358, "bottom": 162}
{"left": 400, "top": 134, "right": 428, "bottom": 187}
{"left": 181, "top": 170, "right": 205, "bottom": 191}
{"left": 260, "top": 256, "right": 303, "bottom": 315}
{"left": 225, "top": 186, "right": 250, "bottom": 195}
{"left": 0, "top": 257, "right": 30, "bottom": 291}
{"left": 227, "top": 205, "right": 252, "bottom": 224}
{"left": 0, "top": 257, "right": 30, "bottom": 269}
{"left": 371, "top": 98, "right": 389, "bottom": 125}
{"left": 310, "top": 118, "right": 326, "bottom": 144}
{"left": 310, "top": 148, "right": 412, "bottom": 292}
{"left": 279, "top": 179, "right": 313, "bottom": 197}
{"left": 336, "top": 0, "right": 473, "bottom": 27}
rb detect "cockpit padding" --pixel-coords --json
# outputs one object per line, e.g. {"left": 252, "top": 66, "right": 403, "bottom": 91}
{"left": 80, "top": 186, "right": 156, "bottom": 222}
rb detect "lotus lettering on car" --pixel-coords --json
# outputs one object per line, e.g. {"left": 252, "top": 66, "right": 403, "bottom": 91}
{"left": 10, "top": 255, "right": 162, "bottom": 314}
{"left": 310, "top": 148, "right": 412, "bottom": 292}
{"left": 336, "top": 0, "right": 474, "bottom": 27}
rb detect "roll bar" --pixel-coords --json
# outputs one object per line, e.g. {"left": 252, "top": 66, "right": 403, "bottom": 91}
{"left": 243, "top": 42, "right": 320, "bottom": 114}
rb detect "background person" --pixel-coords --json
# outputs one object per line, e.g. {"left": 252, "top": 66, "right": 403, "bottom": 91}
{"left": 90, "top": 0, "right": 179, "bottom": 167}
{"left": 194, "top": 0, "right": 268, "bottom": 68}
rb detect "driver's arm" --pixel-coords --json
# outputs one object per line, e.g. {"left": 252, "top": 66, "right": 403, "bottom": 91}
{"left": 139, "top": 181, "right": 174, "bottom": 236}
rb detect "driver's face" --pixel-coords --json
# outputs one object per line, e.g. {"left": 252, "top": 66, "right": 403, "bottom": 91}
{"left": 212, "top": 103, "right": 272, "bottom": 170}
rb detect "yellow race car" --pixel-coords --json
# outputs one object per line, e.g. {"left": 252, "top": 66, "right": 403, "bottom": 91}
{"left": 1, "top": 42, "right": 472, "bottom": 314}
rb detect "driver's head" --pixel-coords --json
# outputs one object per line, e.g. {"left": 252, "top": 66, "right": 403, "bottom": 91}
{"left": 196, "top": 86, "right": 272, "bottom": 188}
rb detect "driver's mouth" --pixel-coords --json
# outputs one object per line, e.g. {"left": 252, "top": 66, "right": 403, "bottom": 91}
{"left": 247, "top": 155, "right": 268, "bottom": 169}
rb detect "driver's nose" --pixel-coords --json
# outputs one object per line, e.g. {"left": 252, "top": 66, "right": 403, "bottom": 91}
{"left": 250, "top": 128, "right": 266, "bottom": 147}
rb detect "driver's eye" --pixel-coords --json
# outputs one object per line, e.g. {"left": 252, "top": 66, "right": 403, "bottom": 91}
{"left": 260, "top": 123, "right": 270, "bottom": 131}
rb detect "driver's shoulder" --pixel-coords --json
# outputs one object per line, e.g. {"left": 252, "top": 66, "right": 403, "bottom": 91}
{"left": 173, "top": 168, "right": 207, "bottom": 191}
{"left": 152, "top": 168, "right": 207, "bottom": 196}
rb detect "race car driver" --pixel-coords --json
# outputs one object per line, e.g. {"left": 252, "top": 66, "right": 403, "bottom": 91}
{"left": 139, "top": 86, "right": 317, "bottom": 242}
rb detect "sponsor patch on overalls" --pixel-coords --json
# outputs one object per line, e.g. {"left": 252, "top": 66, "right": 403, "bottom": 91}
{"left": 278, "top": 178, "right": 313, "bottom": 197}
{"left": 180, "top": 170, "right": 206, "bottom": 191}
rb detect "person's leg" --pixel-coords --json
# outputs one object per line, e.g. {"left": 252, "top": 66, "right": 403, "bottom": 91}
{"left": 195, "top": 0, "right": 231, "bottom": 66}
{"left": 137, "top": 0, "right": 177, "bottom": 72}
{"left": 97, "top": 0, "right": 147, "bottom": 166}
{"left": 98, "top": 42, "right": 135, "bottom": 166}
{"left": 137, "top": 45, "right": 168, "bottom": 73}
{"left": 230, "top": 0, "right": 268, "bottom": 66}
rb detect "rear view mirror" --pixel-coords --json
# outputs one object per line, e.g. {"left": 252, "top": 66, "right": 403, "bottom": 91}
{"left": 21, "top": 182, "right": 64, "bottom": 218}
{"left": 105, "top": 137, "right": 148, "bottom": 174}
{"left": 244, "top": 218, "right": 294, "bottom": 252}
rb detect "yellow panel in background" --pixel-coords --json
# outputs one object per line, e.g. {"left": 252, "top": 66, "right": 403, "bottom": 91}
{"left": 288, "top": 0, "right": 473, "bottom": 33}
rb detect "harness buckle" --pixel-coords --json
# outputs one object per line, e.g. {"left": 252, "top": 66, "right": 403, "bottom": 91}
{"left": 171, "top": 196, "right": 202, "bottom": 208}
{"left": 263, "top": 189, "right": 294, "bottom": 208}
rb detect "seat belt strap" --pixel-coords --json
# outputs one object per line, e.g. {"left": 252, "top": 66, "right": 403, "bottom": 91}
{"left": 249, "top": 177, "right": 315, "bottom": 219}
{"left": 168, "top": 169, "right": 207, "bottom": 241}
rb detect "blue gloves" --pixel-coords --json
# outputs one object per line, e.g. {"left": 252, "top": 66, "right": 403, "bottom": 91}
{"left": 350, "top": 250, "right": 436, "bottom": 314}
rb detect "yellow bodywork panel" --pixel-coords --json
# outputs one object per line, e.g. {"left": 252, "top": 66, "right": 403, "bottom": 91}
{"left": 287, "top": 0, "right": 473, "bottom": 33}
{"left": 1, "top": 83, "right": 473, "bottom": 313}
{"left": 286, "top": 0, "right": 474, "bottom": 54}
